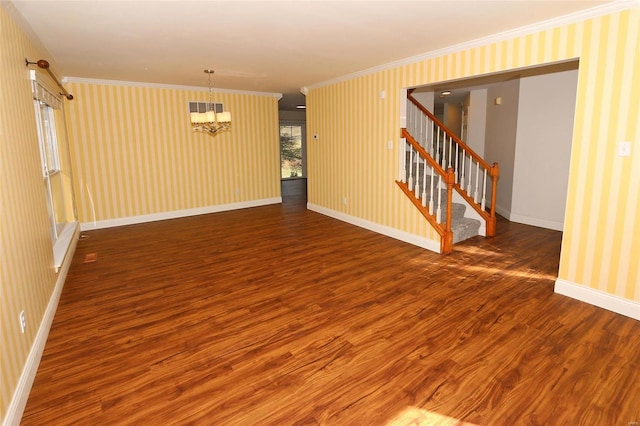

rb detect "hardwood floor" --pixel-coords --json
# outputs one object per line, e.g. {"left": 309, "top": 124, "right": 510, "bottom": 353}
{"left": 21, "top": 199, "right": 640, "bottom": 425}
{"left": 281, "top": 178, "right": 307, "bottom": 205}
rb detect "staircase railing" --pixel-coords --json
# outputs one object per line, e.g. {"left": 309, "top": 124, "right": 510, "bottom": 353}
{"left": 396, "top": 130, "right": 455, "bottom": 253}
{"left": 405, "top": 92, "right": 499, "bottom": 236}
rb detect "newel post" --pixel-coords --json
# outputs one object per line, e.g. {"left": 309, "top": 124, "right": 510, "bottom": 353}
{"left": 487, "top": 162, "right": 500, "bottom": 237}
{"left": 442, "top": 167, "right": 455, "bottom": 254}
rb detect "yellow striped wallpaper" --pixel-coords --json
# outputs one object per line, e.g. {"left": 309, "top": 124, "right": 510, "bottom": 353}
{"left": 307, "top": 7, "right": 640, "bottom": 302}
{"left": 0, "top": 5, "right": 61, "bottom": 419}
{"left": 64, "top": 82, "right": 281, "bottom": 224}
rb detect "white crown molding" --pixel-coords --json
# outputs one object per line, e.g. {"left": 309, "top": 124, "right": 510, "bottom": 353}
{"left": 304, "top": 0, "right": 640, "bottom": 91}
{"left": 63, "top": 76, "right": 283, "bottom": 99}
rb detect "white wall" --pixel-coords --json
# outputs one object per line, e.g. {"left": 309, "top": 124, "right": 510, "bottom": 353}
{"left": 279, "top": 110, "right": 306, "bottom": 122}
{"left": 467, "top": 88, "right": 488, "bottom": 156}
{"left": 511, "top": 69, "right": 578, "bottom": 230}
{"left": 484, "top": 79, "right": 520, "bottom": 217}
{"left": 443, "top": 103, "right": 462, "bottom": 138}
{"left": 412, "top": 91, "right": 435, "bottom": 113}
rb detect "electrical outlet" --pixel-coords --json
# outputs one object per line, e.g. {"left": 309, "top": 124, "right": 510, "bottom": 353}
{"left": 19, "top": 310, "right": 26, "bottom": 334}
{"left": 342, "top": 197, "right": 347, "bottom": 205}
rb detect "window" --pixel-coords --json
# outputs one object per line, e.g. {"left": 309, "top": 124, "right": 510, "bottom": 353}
{"left": 31, "top": 70, "right": 78, "bottom": 269}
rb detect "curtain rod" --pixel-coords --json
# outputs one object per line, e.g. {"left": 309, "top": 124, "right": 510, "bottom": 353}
{"left": 25, "top": 58, "right": 74, "bottom": 100}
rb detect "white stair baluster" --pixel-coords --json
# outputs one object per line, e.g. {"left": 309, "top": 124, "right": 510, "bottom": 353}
{"left": 415, "top": 156, "right": 420, "bottom": 198}
{"left": 408, "top": 146, "right": 414, "bottom": 191}
{"left": 412, "top": 105, "right": 417, "bottom": 140}
{"left": 481, "top": 168, "right": 487, "bottom": 211}
{"left": 436, "top": 128, "right": 441, "bottom": 167}
{"left": 429, "top": 166, "right": 435, "bottom": 215}
{"left": 467, "top": 156, "right": 473, "bottom": 195}
{"left": 400, "top": 139, "right": 407, "bottom": 182}
{"left": 407, "top": 104, "right": 416, "bottom": 135}
{"left": 427, "top": 119, "right": 433, "bottom": 156}
{"left": 460, "top": 149, "right": 466, "bottom": 189}
{"left": 441, "top": 133, "right": 445, "bottom": 168}
{"left": 421, "top": 161, "right": 428, "bottom": 207}
{"left": 436, "top": 174, "right": 442, "bottom": 223}
{"left": 474, "top": 161, "right": 480, "bottom": 204}
{"left": 412, "top": 103, "right": 416, "bottom": 134}
{"left": 454, "top": 142, "right": 459, "bottom": 183}
{"left": 448, "top": 136, "right": 453, "bottom": 171}
{"left": 420, "top": 112, "right": 425, "bottom": 148}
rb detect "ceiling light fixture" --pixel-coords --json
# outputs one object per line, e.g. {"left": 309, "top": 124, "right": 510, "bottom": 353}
{"left": 190, "top": 69, "right": 231, "bottom": 137}
{"left": 296, "top": 105, "right": 306, "bottom": 110}
{"left": 441, "top": 90, "right": 452, "bottom": 96}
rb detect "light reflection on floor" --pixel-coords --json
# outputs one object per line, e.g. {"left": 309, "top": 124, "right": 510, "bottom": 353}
{"left": 386, "top": 406, "right": 479, "bottom": 426}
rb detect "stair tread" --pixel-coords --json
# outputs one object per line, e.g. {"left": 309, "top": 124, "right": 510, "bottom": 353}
{"left": 451, "top": 217, "right": 482, "bottom": 244}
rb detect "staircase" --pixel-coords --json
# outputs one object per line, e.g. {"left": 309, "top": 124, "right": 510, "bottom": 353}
{"left": 396, "top": 92, "right": 499, "bottom": 254}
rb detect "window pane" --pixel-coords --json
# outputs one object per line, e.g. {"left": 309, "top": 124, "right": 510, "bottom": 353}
{"left": 40, "top": 103, "right": 60, "bottom": 173}
{"left": 280, "top": 125, "right": 302, "bottom": 178}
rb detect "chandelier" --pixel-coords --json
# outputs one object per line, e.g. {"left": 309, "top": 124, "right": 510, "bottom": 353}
{"left": 190, "top": 69, "right": 231, "bottom": 136}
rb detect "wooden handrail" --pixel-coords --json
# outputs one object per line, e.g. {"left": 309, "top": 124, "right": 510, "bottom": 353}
{"left": 407, "top": 92, "right": 492, "bottom": 175}
{"left": 401, "top": 128, "right": 446, "bottom": 177}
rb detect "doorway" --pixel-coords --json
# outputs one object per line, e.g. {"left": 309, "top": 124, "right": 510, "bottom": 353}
{"left": 280, "top": 122, "right": 307, "bottom": 204}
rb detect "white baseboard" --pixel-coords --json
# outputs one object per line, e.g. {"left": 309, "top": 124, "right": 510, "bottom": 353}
{"left": 307, "top": 203, "right": 441, "bottom": 253}
{"left": 509, "top": 212, "right": 564, "bottom": 231}
{"left": 554, "top": 278, "right": 640, "bottom": 321}
{"left": 495, "top": 205, "right": 564, "bottom": 231}
{"left": 495, "top": 204, "right": 511, "bottom": 221}
{"left": 3, "top": 227, "right": 80, "bottom": 426}
{"left": 80, "top": 198, "right": 282, "bottom": 231}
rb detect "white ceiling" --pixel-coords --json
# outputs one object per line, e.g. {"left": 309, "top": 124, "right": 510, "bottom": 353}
{"left": 10, "top": 1, "right": 613, "bottom": 110}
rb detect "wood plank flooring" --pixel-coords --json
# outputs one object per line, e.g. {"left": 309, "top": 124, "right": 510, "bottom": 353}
{"left": 21, "top": 199, "right": 640, "bottom": 425}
